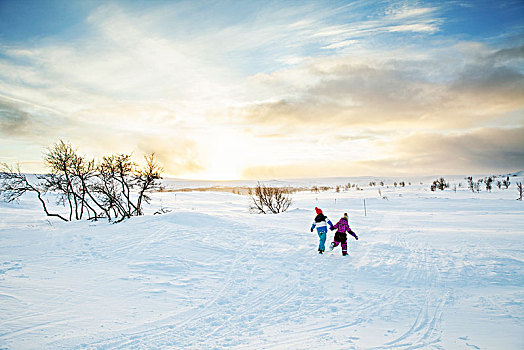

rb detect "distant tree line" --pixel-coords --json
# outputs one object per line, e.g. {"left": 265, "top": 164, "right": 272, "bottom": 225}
{"left": 428, "top": 175, "right": 522, "bottom": 199}
{"left": 0, "top": 140, "right": 162, "bottom": 223}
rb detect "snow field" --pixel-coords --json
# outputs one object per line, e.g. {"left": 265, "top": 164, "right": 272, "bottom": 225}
{"left": 0, "top": 179, "right": 523, "bottom": 349}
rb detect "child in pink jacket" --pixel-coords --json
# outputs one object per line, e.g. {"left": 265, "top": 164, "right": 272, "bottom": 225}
{"left": 329, "top": 213, "right": 358, "bottom": 256}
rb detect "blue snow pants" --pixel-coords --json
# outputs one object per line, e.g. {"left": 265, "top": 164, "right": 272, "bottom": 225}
{"left": 316, "top": 227, "right": 327, "bottom": 251}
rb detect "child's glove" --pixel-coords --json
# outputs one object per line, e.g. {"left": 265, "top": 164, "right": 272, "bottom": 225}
{"left": 355, "top": 235, "right": 359, "bottom": 240}
{"left": 330, "top": 226, "right": 334, "bottom": 231}
{"left": 310, "top": 228, "right": 313, "bottom": 232}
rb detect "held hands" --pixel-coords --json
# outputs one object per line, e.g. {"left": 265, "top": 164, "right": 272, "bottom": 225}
{"left": 330, "top": 226, "right": 334, "bottom": 231}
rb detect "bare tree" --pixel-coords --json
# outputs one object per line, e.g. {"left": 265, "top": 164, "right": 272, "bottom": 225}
{"left": 466, "top": 176, "right": 475, "bottom": 192}
{"left": 134, "top": 153, "right": 163, "bottom": 216}
{"left": 503, "top": 176, "right": 511, "bottom": 189}
{"left": 0, "top": 141, "right": 163, "bottom": 223}
{"left": 43, "top": 140, "right": 79, "bottom": 220}
{"left": 0, "top": 163, "right": 68, "bottom": 221}
{"left": 249, "top": 182, "right": 292, "bottom": 214}
{"left": 485, "top": 177, "right": 493, "bottom": 192}
{"left": 517, "top": 182, "right": 523, "bottom": 201}
{"left": 42, "top": 141, "right": 103, "bottom": 221}
{"left": 430, "top": 178, "right": 449, "bottom": 191}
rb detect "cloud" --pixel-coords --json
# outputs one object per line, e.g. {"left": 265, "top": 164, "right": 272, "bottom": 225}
{"left": 242, "top": 127, "right": 524, "bottom": 179}
{"left": 381, "top": 126, "right": 524, "bottom": 174}
{"left": 0, "top": 95, "right": 73, "bottom": 140}
{"left": 0, "top": 100, "right": 32, "bottom": 135}
{"left": 236, "top": 41, "right": 524, "bottom": 137}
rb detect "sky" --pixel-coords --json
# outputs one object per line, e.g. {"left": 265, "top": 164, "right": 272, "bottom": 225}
{"left": 0, "top": 0, "right": 523, "bottom": 180}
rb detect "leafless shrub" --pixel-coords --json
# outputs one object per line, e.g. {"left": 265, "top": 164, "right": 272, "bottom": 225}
{"left": 517, "top": 182, "right": 523, "bottom": 201}
{"left": 91, "top": 152, "right": 162, "bottom": 222}
{"left": 0, "top": 140, "right": 162, "bottom": 223}
{"left": 249, "top": 182, "right": 292, "bottom": 214}
{"left": 466, "top": 176, "right": 475, "bottom": 192}
{"left": 430, "top": 178, "right": 449, "bottom": 191}
{"left": 0, "top": 163, "right": 68, "bottom": 221}
{"left": 485, "top": 177, "right": 493, "bottom": 192}
{"left": 503, "top": 176, "right": 511, "bottom": 189}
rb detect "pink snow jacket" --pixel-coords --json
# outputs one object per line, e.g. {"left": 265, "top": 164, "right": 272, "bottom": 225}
{"left": 332, "top": 218, "right": 358, "bottom": 241}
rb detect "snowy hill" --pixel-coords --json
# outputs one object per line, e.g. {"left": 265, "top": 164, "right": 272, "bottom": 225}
{"left": 0, "top": 176, "right": 523, "bottom": 349}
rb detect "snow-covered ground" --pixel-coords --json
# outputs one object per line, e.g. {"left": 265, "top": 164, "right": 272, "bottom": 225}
{"left": 1, "top": 176, "right": 523, "bottom": 349}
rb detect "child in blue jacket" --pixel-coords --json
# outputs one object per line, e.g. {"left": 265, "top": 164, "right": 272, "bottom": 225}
{"left": 311, "top": 207, "right": 333, "bottom": 254}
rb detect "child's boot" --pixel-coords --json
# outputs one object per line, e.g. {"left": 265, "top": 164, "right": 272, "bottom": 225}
{"left": 341, "top": 241, "right": 348, "bottom": 256}
{"left": 329, "top": 242, "right": 335, "bottom": 251}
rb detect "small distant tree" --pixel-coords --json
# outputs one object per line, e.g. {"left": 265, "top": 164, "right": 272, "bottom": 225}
{"left": 474, "top": 180, "right": 481, "bottom": 193}
{"left": 503, "top": 176, "right": 511, "bottom": 189}
{"left": 485, "top": 177, "right": 493, "bottom": 192}
{"left": 249, "top": 183, "right": 292, "bottom": 214}
{"left": 431, "top": 178, "right": 449, "bottom": 191}
{"left": 496, "top": 180, "right": 502, "bottom": 189}
{"left": 466, "top": 176, "right": 475, "bottom": 192}
{"left": 517, "top": 182, "right": 523, "bottom": 201}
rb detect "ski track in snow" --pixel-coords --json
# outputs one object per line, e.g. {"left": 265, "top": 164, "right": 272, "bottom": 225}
{"left": 0, "top": 181, "right": 523, "bottom": 349}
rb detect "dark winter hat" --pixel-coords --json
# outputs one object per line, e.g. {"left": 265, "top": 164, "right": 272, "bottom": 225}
{"left": 315, "top": 207, "right": 322, "bottom": 214}
{"left": 343, "top": 213, "right": 349, "bottom": 220}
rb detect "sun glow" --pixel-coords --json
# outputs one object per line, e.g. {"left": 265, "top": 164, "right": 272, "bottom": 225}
{"left": 192, "top": 130, "right": 247, "bottom": 181}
